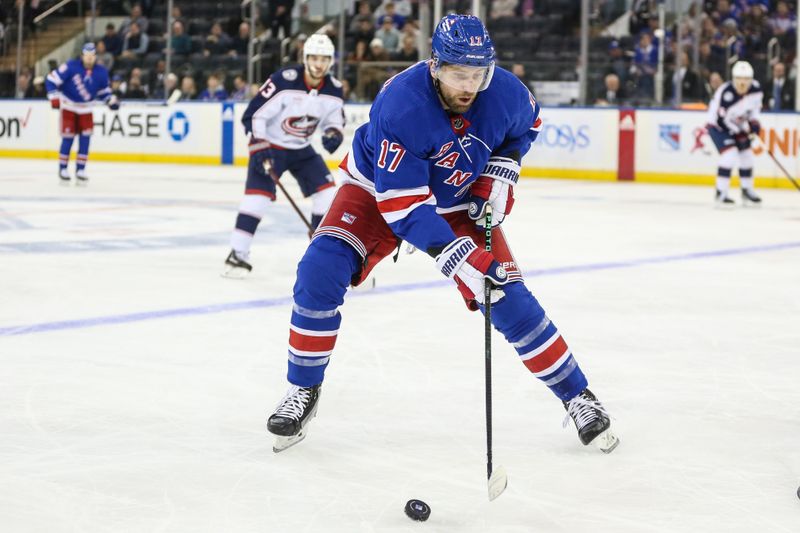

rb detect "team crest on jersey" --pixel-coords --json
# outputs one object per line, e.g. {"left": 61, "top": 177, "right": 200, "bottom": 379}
{"left": 341, "top": 212, "right": 357, "bottom": 224}
{"left": 723, "top": 91, "right": 734, "bottom": 102}
{"left": 282, "top": 115, "right": 320, "bottom": 137}
{"left": 282, "top": 69, "right": 298, "bottom": 81}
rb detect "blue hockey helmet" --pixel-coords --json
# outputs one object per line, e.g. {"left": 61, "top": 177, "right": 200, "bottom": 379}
{"left": 431, "top": 15, "right": 495, "bottom": 91}
{"left": 81, "top": 42, "right": 97, "bottom": 56}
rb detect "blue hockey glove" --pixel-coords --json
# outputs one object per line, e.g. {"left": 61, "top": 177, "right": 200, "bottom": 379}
{"left": 467, "top": 156, "right": 519, "bottom": 227}
{"left": 435, "top": 236, "right": 509, "bottom": 306}
{"left": 321, "top": 128, "right": 343, "bottom": 154}
{"left": 108, "top": 95, "right": 120, "bottom": 111}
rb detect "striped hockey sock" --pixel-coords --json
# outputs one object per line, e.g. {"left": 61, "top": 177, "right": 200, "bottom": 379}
{"left": 287, "top": 303, "right": 341, "bottom": 387}
{"left": 76, "top": 134, "right": 90, "bottom": 172}
{"left": 59, "top": 137, "right": 74, "bottom": 170}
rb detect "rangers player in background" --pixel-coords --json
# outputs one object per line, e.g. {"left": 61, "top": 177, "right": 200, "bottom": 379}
{"left": 223, "top": 34, "right": 345, "bottom": 277}
{"left": 706, "top": 60, "right": 763, "bottom": 206}
{"left": 265, "top": 15, "right": 619, "bottom": 455}
{"left": 45, "top": 43, "right": 119, "bottom": 185}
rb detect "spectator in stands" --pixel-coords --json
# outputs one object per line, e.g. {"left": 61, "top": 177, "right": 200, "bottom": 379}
{"left": 170, "top": 20, "right": 192, "bottom": 56}
{"left": 110, "top": 74, "right": 124, "bottom": 98}
{"left": 125, "top": 78, "right": 147, "bottom": 99}
{"left": 633, "top": 31, "right": 658, "bottom": 99}
{"left": 199, "top": 73, "right": 228, "bottom": 101}
{"left": 375, "top": 16, "right": 401, "bottom": 51}
{"left": 16, "top": 69, "right": 32, "bottom": 98}
{"left": 768, "top": 1, "right": 796, "bottom": 48}
{"left": 149, "top": 59, "right": 166, "bottom": 92}
{"left": 102, "top": 23, "right": 123, "bottom": 56}
{"left": 629, "top": 0, "right": 655, "bottom": 35}
{"left": 763, "top": 61, "right": 795, "bottom": 110}
{"left": 171, "top": 5, "right": 186, "bottom": 27}
{"left": 368, "top": 38, "right": 390, "bottom": 61}
{"left": 511, "top": 63, "right": 528, "bottom": 86}
{"left": 31, "top": 76, "right": 46, "bottom": 98}
{"left": 152, "top": 72, "right": 179, "bottom": 100}
{"left": 265, "top": 0, "right": 294, "bottom": 39}
{"left": 121, "top": 22, "right": 149, "bottom": 58}
{"left": 712, "top": 0, "right": 740, "bottom": 27}
{"left": 350, "top": 1, "right": 373, "bottom": 33}
{"left": 284, "top": 33, "right": 306, "bottom": 64}
{"left": 341, "top": 78, "right": 353, "bottom": 101}
{"left": 375, "top": 0, "right": 412, "bottom": 19}
{"left": 121, "top": 67, "right": 148, "bottom": 96}
{"left": 179, "top": 76, "right": 197, "bottom": 100}
{"left": 353, "top": 17, "right": 376, "bottom": 50}
{"left": 668, "top": 51, "right": 702, "bottom": 102}
{"left": 231, "top": 75, "right": 248, "bottom": 101}
{"left": 95, "top": 40, "right": 114, "bottom": 71}
{"left": 607, "top": 40, "right": 629, "bottom": 85}
{"left": 119, "top": 3, "right": 149, "bottom": 37}
{"left": 231, "top": 22, "right": 251, "bottom": 56}
{"left": 490, "top": 0, "right": 518, "bottom": 19}
{"left": 595, "top": 73, "right": 627, "bottom": 106}
{"left": 720, "top": 18, "right": 744, "bottom": 58}
{"left": 520, "top": 0, "right": 534, "bottom": 18}
{"left": 700, "top": 39, "right": 726, "bottom": 78}
{"left": 703, "top": 71, "right": 724, "bottom": 102}
{"left": 391, "top": 34, "right": 418, "bottom": 62}
{"left": 400, "top": 18, "right": 419, "bottom": 41}
{"left": 204, "top": 22, "right": 233, "bottom": 56}
{"left": 375, "top": 2, "right": 405, "bottom": 29}
{"left": 248, "top": 83, "right": 260, "bottom": 99}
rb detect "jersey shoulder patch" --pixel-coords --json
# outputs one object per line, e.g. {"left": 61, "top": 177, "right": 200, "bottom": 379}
{"left": 282, "top": 68, "right": 299, "bottom": 81}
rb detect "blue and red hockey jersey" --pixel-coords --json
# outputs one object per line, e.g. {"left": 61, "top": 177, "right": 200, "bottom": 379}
{"left": 341, "top": 61, "right": 541, "bottom": 253}
{"left": 45, "top": 59, "right": 112, "bottom": 112}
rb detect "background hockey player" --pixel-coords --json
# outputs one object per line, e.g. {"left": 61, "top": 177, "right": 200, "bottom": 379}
{"left": 706, "top": 60, "right": 763, "bottom": 206}
{"left": 224, "top": 34, "right": 345, "bottom": 277}
{"left": 265, "top": 15, "right": 619, "bottom": 455}
{"left": 45, "top": 43, "right": 119, "bottom": 185}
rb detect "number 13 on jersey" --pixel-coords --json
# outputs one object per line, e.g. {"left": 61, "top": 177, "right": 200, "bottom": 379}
{"left": 377, "top": 140, "right": 407, "bottom": 172}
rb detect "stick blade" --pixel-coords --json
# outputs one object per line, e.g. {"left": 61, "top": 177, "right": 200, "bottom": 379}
{"left": 488, "top": 465, "right": 508, "bottom": 501}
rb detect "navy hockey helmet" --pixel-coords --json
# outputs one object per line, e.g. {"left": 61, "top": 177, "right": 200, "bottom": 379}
{"left": 431, "top": 15, "right": 495, "bottom": 91}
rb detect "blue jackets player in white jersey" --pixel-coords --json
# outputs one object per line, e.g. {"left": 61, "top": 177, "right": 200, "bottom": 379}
{"left": 223, "top": 34, "right": 345, "bottom": 277}
{"left": 265, "top": 15, "right": 619, "bottom": 455}
{"left": 45, "top": 43, "right": 120, "bottom": 185}
{"left": 706, "top": 60, "right": 763, "bottom": 206}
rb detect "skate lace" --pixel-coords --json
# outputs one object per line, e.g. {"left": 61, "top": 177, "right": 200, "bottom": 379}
{"left": 273, "top": 386, "right": 311, "bottom": 421}
{"left": 562, "top": 395, "right": 610, "bottom": 430}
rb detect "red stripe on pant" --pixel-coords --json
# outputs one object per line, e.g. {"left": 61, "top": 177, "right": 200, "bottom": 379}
{"left": 522, "top": 335, "right": 568, "bottom": 373}
{"left": 289, "top": 330, "right": 338, "bottom": 352}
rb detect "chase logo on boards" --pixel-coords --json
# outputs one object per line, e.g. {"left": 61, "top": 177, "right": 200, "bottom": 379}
{"left": 167, "top": 111, "right": 190, "bottom": 141}
{"left": 658, "top": 124, "right": 680, "bottom": 151}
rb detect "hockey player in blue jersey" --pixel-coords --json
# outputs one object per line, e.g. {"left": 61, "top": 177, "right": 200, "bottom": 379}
{"left": 45, "top": 43, "right": 119, "bottom": 185}
{"left": 706, "top": 60, "right": 763, "bottom": 206}
{"left": 266, "top": 15, "right": 619, "bottom": 454}
{"left": 223, "top": 34, "right": 345, "bottom": 277}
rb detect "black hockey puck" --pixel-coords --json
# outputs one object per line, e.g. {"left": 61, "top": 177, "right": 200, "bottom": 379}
{"left": 797, "top": 486, "right": 800, "bottom": 500}
{"left": 404, "top": 499, "right": 431, "bottom": 522}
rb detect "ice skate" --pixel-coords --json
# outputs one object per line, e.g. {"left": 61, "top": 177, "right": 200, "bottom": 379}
{"left": 58, "top": 169, "right": 71, "bottom": 186}
{"left": 741, "top": 188, "right": 762, "bottom": 206}
{"left": 75, "top": 169, "right": 89, "bottom": 186}
{"left": 563, "top": 388, "right": 619, "bottom": 453}
{"left": 268, "top": 384, "right": 321, "bottom": 453}
{"left": 221, "top": 250, "right": 252, "bottom": 278}
{"left": 714, "top": 189, "right": 735, "bottom": 208}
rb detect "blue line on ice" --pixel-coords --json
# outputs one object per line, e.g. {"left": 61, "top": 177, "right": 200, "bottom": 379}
{"left": 1, "top": 240, "right": 798, "bottom": 336}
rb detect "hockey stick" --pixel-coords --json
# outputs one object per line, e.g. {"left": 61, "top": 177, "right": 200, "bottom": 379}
{"left": 274, "top": 178, "right": 315, "bottom": 237}
{"left": 753, "top": 135, "right": 800, "bottom": 191}
{"left": 484, "top": 207, "right": 507, "bottom": 501}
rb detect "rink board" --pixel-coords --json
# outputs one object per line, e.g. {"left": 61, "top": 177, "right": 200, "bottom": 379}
{"left": 0, "top": 100, "right": 797, "bottom": 188}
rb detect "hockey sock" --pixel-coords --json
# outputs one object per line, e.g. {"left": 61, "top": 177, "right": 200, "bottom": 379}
{"left": 739, "top": 168, "right": 754, "bottom": 191}
{"left": 59, "top": 137, "right": 74, "bottom": 170}
{"left": 716, "top": 167, "right": 732, "bottom": 196}
{"left": 310, "top": 186, "right": 335, "bottom": 231}
{"left": 76, "top": 134, "right": 90, "bottom": 172}
{"left": 287, "top": 237, "right": 360, "bottom": 387}
{"left": 487, "top": 283, "right": 587, "bottom": 401}
{"left": 230, "top": 193, "right": 272, "bottom": 256}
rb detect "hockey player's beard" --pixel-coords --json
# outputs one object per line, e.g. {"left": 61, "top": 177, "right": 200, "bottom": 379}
{"left": 441, "top": 90, "right": 476, "bottom": 114}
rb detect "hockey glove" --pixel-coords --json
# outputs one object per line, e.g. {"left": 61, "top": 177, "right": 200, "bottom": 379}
{"left": 107, "top": 95, "right": 120, "bottom": 111}
{"left": 748, "top": 119, "right": 761, "bottom": 135}
{"left": 50, "top": 97, "right": 60, "bottom": 109}
{"left": 321, "top": 128, "right": 343, "bottom": 154}
{"left": 435, "top": 236, "right": 509, "bottom": 305}
{"left": 467, "top": 156, "right": 520, "bottom": 227}
{"left": 734, "top": 131, "right": 751, "bottom": 151}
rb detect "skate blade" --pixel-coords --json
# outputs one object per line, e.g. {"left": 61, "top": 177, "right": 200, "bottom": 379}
{"left": 488, "top": 465, "right": 508, "bottom": 501}
{"left": 273, "top": 430, "right": 308, "bottom": 453}
{"left": 75, "top": 179, "right": 89, "bottom": 187}
{"left": 714, "top": 202, "right": 736, "bottom": 210}
{"left": 59, "top": 179, "right": 71, "bottom": 187}
{"left": 592, "top": 429, "right": 620, "bottom": 454}
{"left": 741, "top": 200, "right": 762, "bottom": 208}
{"left": 220, "top": 266, "right": 250, "bottom": 279}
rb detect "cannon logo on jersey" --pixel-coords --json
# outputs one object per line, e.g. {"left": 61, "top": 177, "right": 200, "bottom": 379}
{"left": 282, "top": 115, "right": 320, "bottom": 137}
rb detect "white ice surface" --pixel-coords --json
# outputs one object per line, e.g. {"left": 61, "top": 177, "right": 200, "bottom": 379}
{"left": 1, "top": 159, "right": 800, "bottom": 532}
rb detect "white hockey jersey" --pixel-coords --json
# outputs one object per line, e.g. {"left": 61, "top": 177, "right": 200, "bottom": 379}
{"left": 242, "top": 65, "right": 345, "bottom": 149}
{"left": 706, "top": 80, "right": 763, "bottom": 134}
